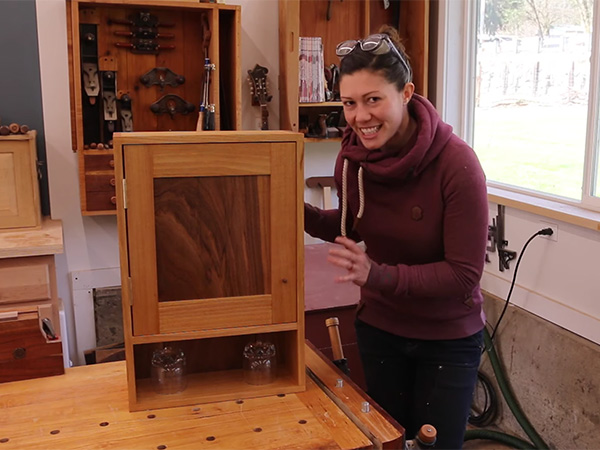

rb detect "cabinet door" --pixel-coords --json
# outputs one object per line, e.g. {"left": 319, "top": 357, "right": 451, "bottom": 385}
{"left": 123, "top": 141, "right": 298, "bottom": 336}
{"left": 0, "top": 137, "right": 39, "bottom": 228}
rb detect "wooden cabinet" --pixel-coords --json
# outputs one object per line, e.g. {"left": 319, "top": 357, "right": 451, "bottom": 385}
{"left": 114, "top": 131, "right": 305, "bottom": 411}
{"left": 0, "top": 220, "right": 65, "bottom": 383}
{"left": 279, "top": 0, "right": 429, "bottom": 135}
{"left": 0, "top": 131, "right": 41, "bottom": 230}
{"left": 66, "top": 0, "right": 242, "bottom": 215}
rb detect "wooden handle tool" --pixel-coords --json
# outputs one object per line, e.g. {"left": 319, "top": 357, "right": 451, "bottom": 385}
{"left": 326, "top": 317, "right": 350, "bottom": 375}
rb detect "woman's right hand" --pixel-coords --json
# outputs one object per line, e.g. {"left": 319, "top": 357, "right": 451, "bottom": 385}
{"left": 327, "top": 236, "right": 372, "bottom": 286}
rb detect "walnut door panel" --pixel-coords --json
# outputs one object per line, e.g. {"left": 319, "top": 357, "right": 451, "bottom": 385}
{"left": 123, "top": 142, "right": 297, "bottom": 336}
{"left": 154, "top": 175, "right": 271, "bottom": 302}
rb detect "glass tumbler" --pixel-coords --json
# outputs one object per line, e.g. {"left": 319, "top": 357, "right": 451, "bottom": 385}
{"left": 151, "top": 346, "right": 187, "bottom": 395}
{"left": 243, "top": 340, "right": 277, "bottom": 385}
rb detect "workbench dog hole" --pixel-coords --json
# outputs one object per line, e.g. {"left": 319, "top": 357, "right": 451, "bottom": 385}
{"left": 253, "top": 428, "right": 263, "bottom": 432}
{"left": 50, "top": 430, "right": 60, "bottom": 435}
{"left": 206, "top": 436, "right": 216, "bottom": 441}
{"left": 0, "top": 438, "right": 9, "bottom": 443}
{"left": 298, "top": 420, "right": 307, "bottom": 424}
{"left": 235, "top": 399, "right": 244, "bottom": 404}
{"left": 99, "top": 422, "right": 109, "bottom": 427}
{"left": 147, "top": 414, "right": 156, "bottom": 419}
{"left": 277, "top": 393, "right": 286, "bottom": 397}
{"left": 157, "top": 445, "right": 167, "bottom": 450}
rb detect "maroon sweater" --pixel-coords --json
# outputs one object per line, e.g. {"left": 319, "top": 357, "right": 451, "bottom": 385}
{"left": 305, "top": 94, "right": 488, "bottom": 340}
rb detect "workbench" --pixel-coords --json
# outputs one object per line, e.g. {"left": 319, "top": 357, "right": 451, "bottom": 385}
{"left": 0, "top": 342, "right": 403, "bottom": 450}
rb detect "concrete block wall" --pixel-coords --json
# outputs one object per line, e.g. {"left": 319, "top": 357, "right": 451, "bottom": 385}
{"left": 481, "top": 293, "right": 600, "bottom": 449}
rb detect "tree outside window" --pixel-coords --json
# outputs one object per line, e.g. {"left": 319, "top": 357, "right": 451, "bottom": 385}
{"left": 473, "top": 0, "right": 599, "bottom": 205}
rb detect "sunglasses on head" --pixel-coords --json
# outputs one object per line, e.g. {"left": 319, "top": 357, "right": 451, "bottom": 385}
{"left": 335, "top": 34, "right": 411, "bottom": 76}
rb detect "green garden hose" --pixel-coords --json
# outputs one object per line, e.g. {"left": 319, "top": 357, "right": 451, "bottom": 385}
{"left": 464, "top": 428, "right": 536, "bottom": 449}
{"left": 479, "top": 327, "right": 550, "bottom": 449}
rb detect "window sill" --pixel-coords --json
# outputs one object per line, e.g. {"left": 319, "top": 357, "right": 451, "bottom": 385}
{"left": 487, "top": 186, "right": 600, "bottom": 232}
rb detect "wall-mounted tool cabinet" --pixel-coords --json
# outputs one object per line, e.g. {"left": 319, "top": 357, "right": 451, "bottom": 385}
{"left": 113, "top": 131, "right": 305, "bottom": 411}
{"left": 66, "top": 0, "right": 242, "bottom": 215}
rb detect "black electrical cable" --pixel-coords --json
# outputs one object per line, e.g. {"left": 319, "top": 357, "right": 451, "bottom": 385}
{"left": 469, "top": 370, "right": 499, "bottom": 427}
{"left": 487, "top": 227, "right": 554, "bottom": 347}
{"left": 467, "top": 229, "right": 554, "bottom": 448}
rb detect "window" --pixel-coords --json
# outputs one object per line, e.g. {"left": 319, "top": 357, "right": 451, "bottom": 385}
{"left": 444, "top": 0, "right": 600, "bottom": 210}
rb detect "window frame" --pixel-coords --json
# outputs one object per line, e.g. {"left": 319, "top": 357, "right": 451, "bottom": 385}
{"left": 438, "top": 0, "right": 600, "bottom": 214}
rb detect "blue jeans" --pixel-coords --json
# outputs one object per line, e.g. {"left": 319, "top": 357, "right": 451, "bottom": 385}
{"left": 355, "top": 319, "right": 483, "bottom": 449}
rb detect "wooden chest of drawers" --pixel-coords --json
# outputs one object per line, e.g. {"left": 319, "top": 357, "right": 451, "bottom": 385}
{"left": 0, "top": 220, "right": 65, "bottom": 383}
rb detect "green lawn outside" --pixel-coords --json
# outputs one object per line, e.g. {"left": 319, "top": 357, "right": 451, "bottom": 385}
{"left": 473, "top": 104, "right": 588, "bottom": 199}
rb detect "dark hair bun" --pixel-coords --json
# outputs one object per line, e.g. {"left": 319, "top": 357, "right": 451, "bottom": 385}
{"left": 377, "top": 25, "right": 408, "bottom": 59}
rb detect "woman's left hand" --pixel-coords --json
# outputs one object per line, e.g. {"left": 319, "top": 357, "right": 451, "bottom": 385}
{"left": 327, "top": 236, "right": 372, "bottom": 286}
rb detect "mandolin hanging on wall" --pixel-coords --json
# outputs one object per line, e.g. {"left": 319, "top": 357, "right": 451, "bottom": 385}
{"left": 247, "top": 64, "right": 273, "bottom": 130}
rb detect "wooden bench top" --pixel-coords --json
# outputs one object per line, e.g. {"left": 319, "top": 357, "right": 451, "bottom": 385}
{"left": 0, "top": 217, "right": 63, "bottom": 259}
{"left": 0, "top": 342, "right": 403, "bottom": 450}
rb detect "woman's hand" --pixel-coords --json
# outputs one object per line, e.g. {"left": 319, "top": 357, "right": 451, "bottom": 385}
{"left": 327, "top": 236, "right": 372, "bottom": 286}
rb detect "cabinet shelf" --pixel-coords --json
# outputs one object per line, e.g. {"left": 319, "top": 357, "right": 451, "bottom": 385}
{"left": 129, "top": 328, "right": 304, "bottom": 411}
{"left": 135, "top": 369, "right": 300, "bottom": 410}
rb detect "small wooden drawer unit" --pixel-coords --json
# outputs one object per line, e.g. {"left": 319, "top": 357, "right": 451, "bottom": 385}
{"left": 0, "top": 313, "right": 64, "bottom": 383}
{"left": 83, "top": 151, "right": 117, "bottom": 210}
{"left": 0, "top": 255, "right": 64, "bottom": 383}
{"left": 0, "top": 131, "right": 41, "bottom": 230}
{"left": 114, "top": 131, "right": 305, "bottom": 411}
{"left": 67, "top": 0, "right": 242, "bottom": 215}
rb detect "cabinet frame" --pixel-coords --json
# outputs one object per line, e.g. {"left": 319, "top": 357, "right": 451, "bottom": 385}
{"left": 114, "top": 131, "right": 305, "bottom": 411}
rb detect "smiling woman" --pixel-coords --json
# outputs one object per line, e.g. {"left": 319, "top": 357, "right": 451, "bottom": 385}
{"left": 339, "top": 70, "right": 414, "bottom": 152}
{"left": 304, "top": 25, "right": 489, "bottom": 449}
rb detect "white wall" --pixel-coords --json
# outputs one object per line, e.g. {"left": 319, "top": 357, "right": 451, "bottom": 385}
{"left": 482, "top": 204, "right": 600, "bottom": 344}
{"left": 438, "top": 0, "right": 600, "bottom": 345}
{"left": 37, "top": 0, "right": 599, "bottom": 366}
{"left": 35, "top": 0, "right": 281, "bottom": 365}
